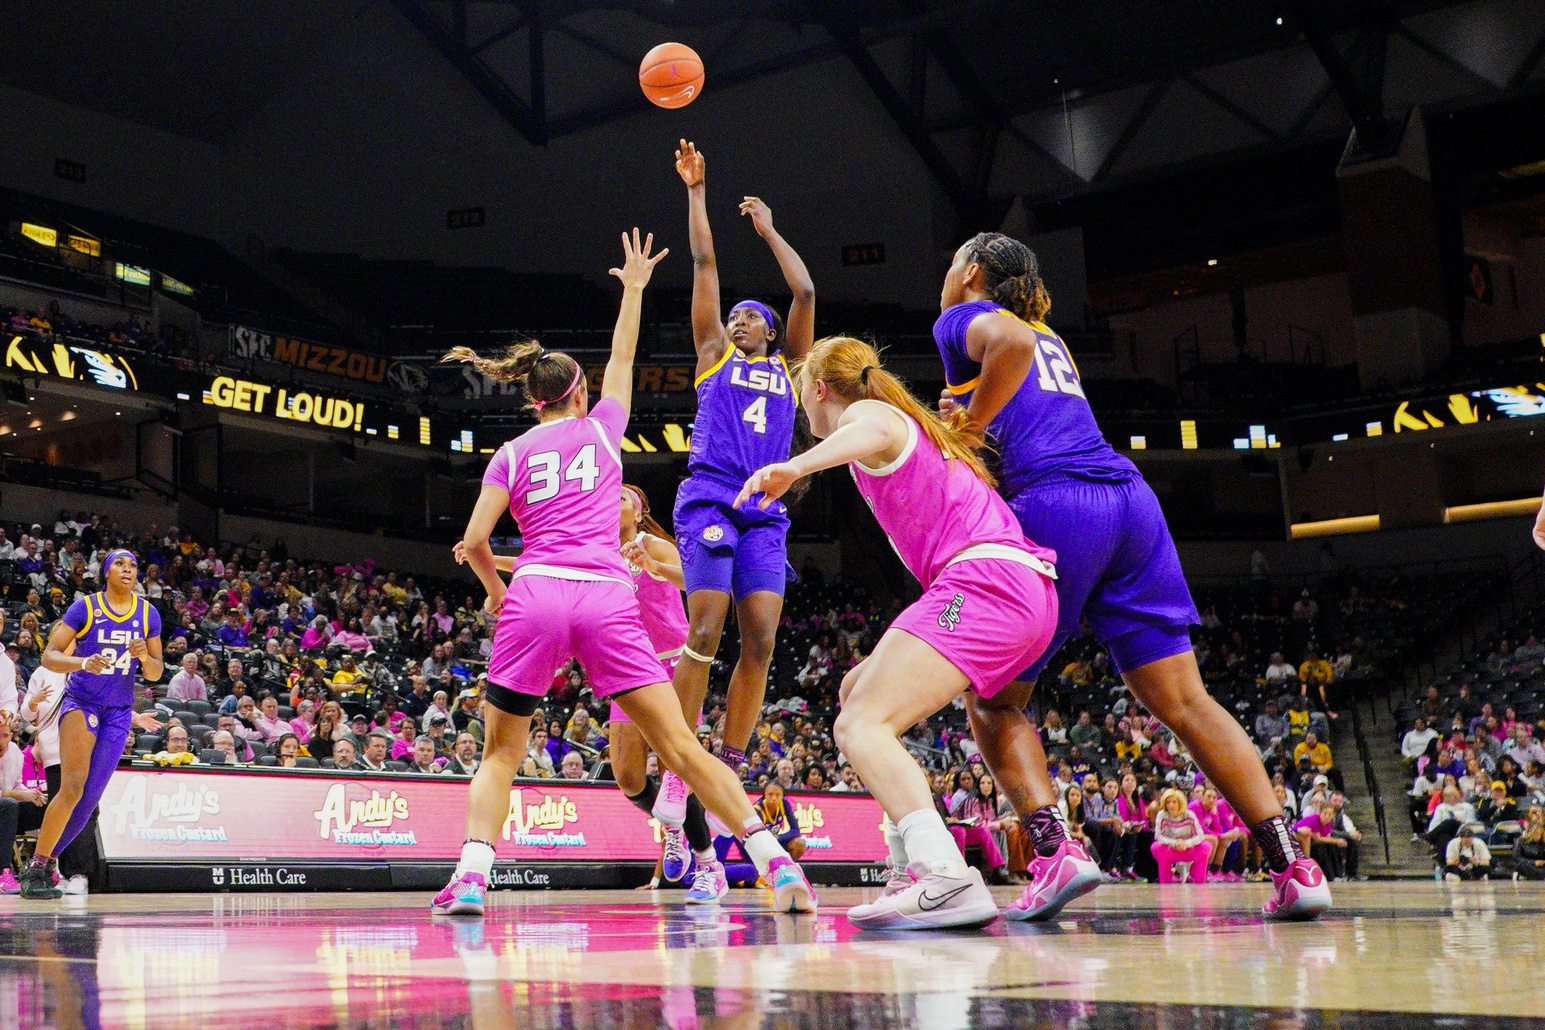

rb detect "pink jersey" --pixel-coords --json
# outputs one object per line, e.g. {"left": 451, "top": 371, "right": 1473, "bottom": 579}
{"left": 482, "top": 398, "right": 631, "bottom": 583}
{"left": 1189, "top": 800, "right": 1237, "bottom": 836}
{"left": 848, "top": 402, "right": 1056, "bottom": 587}
{"left": 629, "top": 532, "right": 689, "bottom": 657}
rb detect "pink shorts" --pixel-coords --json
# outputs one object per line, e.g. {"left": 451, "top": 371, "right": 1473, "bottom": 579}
{"left": 609, "top": 654, "right": 680, "bottom": 724}
{"left": 889, "top": 557, "right": 1058, "bottom": 699}
{"left": 487, "top": 576, "right": 669, "bottom": 700}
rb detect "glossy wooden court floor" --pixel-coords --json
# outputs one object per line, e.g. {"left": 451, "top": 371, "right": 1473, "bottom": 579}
{"left": 2, "top": 881, "right": 1543, "bottom": 1029}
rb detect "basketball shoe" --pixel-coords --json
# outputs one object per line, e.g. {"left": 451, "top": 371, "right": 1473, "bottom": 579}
{"left": 1004, "top": 838, "right": 1104, "bottom": 921}
{"left": 847, "top": 862, "right": 999, "bottom": 931}
{"left": 1262, "top": 857, "right": 1332, "bottom": 920}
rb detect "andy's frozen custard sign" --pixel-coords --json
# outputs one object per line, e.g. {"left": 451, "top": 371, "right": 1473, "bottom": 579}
{"left": 313, "top": 785, "right": 418, "bottom": 845}
{"left": 106, "top": 775, "right": 229, "bottom": 842}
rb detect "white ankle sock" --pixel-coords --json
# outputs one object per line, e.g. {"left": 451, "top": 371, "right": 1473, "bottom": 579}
{"left": 896, "top": 809, "right": 966, "bottom": 878}
{"left": 742, "top": 829, "right": 787, "bottom": 878}
{"left": 693, "top": 847, "right": 716, "bottom": 864}
{"left": 458, "top": 840, "right": 496, "bottom": 879}
{"left": 883, "top": 817, "right": 908, "bottom": 869}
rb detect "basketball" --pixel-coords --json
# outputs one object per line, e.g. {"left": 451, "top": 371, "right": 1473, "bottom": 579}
{"left": 639, "top": 42, "right": 703, "bottom": 109}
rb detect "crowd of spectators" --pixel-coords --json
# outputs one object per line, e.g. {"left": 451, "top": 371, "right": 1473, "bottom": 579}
{"left": 1395, "top": 620, "right": 1545, "bottom": 881}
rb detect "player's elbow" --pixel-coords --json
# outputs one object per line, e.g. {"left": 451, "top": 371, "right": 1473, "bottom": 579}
{"left": 692, "top": 252, "right": 716, "bottom": 270}
{"left": 791, "top": 282, "right": 814, "bottom": 303}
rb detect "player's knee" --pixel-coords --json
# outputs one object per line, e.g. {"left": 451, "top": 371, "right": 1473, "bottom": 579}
{"left": 56, "top": 769, "right": 88, "bottom": 798}
{"left": 738, "top": 622, "right": 776, "bottom": 667}
{"left": 684, "top": 620, "right": 722, "bottom": 656}
{"left": 614, "top": 763, "right": 646, "bottom": 797}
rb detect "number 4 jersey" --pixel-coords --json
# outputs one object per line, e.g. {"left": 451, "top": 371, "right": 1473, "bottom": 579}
{"left": 686, "top": 347, "right": 796, "bottom": 501}
{"left": 934, "top": 299, "right": 1138, "bottom": 500}
{"left": 483, "top": 396, "right": 634, "bottom": 584}
{"left": 62, "top": 593, "right": 162, "bottom": 708}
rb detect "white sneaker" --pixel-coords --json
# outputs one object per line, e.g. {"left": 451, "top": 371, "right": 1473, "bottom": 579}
{"left": 877, "top": 860, "right": 912, "bottom": 899}
{"left": 847, "top": 862, "right": 999, "bottom": 931}
{"left": 59, "top": 875, "right": 89, "bottom": 896}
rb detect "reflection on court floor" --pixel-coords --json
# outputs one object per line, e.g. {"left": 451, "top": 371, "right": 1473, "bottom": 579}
{"left": 1, "top": 882, "right": 1543, "bottom": 1029}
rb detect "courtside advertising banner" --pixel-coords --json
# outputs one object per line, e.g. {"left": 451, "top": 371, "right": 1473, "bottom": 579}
{"left": 98, "top": 768, "right": 887, "bottom": 864}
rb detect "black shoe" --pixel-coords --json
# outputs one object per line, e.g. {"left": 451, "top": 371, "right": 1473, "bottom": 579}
{"left": 18, "top": 863, "right": 61, "bottom": 900}
{"left": 987, "top": 865, "right": 1014, "bottom": 886}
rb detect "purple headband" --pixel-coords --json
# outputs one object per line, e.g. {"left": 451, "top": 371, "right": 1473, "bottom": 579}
{"left": 532, "top": 363, "right": 583, "bottom": 412}
{"left": 105, "top": 549, "right": 137, "bottom": 570}
{"left": 728, "top": 301, "right": 778, "bottom": 338}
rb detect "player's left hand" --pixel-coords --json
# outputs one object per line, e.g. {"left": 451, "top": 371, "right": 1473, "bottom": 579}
{"left": 128, "top": 638, "right": 150, "bottom": 659}
{"left": 620, "top": 539, "right": 657, "bottom": 572}
{"left": 452, "top": 541, "right": 468, "bottom": 565}
{"left": 132, "top": 711, "right": 164, "bottom": 732}
{"left": 735, "top": 463, "right": 799, "bottom": 509}
{"left": 740, "top": 196, "right": 775, "bottom": 237}
{"left": 609, "top": 227, "right": 669, "bottom": 290}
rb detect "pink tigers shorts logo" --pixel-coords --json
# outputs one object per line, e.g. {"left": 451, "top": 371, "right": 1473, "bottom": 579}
{"left": 937, "top": 593, "right": 965, "bottom": 632}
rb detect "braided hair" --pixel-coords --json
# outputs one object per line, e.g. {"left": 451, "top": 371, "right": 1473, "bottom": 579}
{"left": 963, "top": 233, "right": 1052, "bottom": 323}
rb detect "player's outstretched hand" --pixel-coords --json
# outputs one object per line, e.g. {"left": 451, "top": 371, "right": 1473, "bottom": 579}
{"left": 938, "top": 388, "right": 956, "bottom": 416}
{"left": 739, "top": 196, "right": 775, "bottom": 238}
{"left": 735, "top": 463, "right": 800, "bottom": 510}
{"left": 452, "top": 541, "right": 467, "bottom": 565}
{"left": 132, "top": 711, "right": 164, "bottom": 733}
{"left": 609, "top": 228, "right": 668, "bottom": 289}
{"left": 675, "top": 139, "right": 704, "bottom": 188}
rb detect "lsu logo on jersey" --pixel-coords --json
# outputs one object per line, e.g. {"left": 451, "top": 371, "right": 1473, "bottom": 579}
{"left": 703, "top": 526, "right": 724, "bottom": 543}
{"left": 86, "top": 712, "right": 100, "bottom": 730}
{"left": 730, "top": 363, "right": 788, "bottom": 395}
{"left": 937, "top": 593, "right": 965, "bottom": 632}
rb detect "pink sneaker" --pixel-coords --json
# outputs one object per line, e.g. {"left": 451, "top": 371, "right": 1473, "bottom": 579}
{"left": 1004, "top": 839, "right": 1104, "bottom": 921}
{"left": 1224, "top": 872, "right": 1244, "bottom": 883}
{"left": 847, "top": 862, "right": 999, "bottom": 931}
{"left": 0, "top": 869, "right": 18, "bottom": 895}
{"left": 767, "top": 856, "right": 818, "bottom": 913}
{"left": 1262, "top": 858, "right": 1332, "bottom": 921}
{"left": 431, "top": 871, "right": 487, "bottom": 917}
{"left": 653, "top": 770, "right": 689, "bottom": 827}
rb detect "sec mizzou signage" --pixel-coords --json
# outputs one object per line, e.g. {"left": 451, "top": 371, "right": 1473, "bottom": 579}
{"left": 231, "top": 325, "right": 392, "bottom": 385}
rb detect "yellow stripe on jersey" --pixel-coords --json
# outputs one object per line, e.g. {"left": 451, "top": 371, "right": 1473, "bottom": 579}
{"left": 77, "top": 595, "right": 95, "bottom": 638}
{"left": 947, "top": 375, "right": 980, "bottom": 396}
{"left": 99, "top": 592, "right": 137, "bottom": 622}
{"left": 694, "top": 345, "right": 735, "bottom": 388}
{"left": 776, "top": 354, "right": 798, "bottom": 402}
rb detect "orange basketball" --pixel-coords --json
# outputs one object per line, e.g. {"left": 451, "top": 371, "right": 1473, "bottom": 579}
{"left": 639, "top": 42, "right": 704, "bottom": 109}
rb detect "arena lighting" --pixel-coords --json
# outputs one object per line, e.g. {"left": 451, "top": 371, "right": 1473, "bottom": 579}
{"left": 1289, "top": 514, "right": 1381, "bottom": 539}
{"left": 661, "top": 423, "right": 690, "bottom": 452}
{"left": 1180, "top": 420, "right": 1197, "bottom": 449}
{"left": 1443, "top": 497, "right": 1543, "bottom": 524}
{"left": 1366, "top": 422, "right": 1383, "bottom": 437}
{"left": 1332, "top": 433, "right": 1349, "bottom": 441}
{"left": 1130, "top": 435, "right": 1147, "bottom": 449}
{"left": 20, "top": 223, "right": 57, "bottom": 248}
{"left": 418, "top": 417, "right": 432, "bottom": 446}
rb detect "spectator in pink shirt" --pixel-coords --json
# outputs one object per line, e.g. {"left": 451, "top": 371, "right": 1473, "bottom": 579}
{"left": 1190, "top": 785, "right": 1246, "bottom": 882}
{"left": 166, "top": 653, "right": 207, "bottom": 703}
{"left": 250, "top": 694, "right": 289, "bottom": 744}
{"left": 390, "top": 720, "right": 419, "bottom": 762}
{"left": 1294, "top": 800, "right": 1347, "bottom": 880}
{"left": 289, "top": 699, "right": 316, "bottom": 742}
{"left": 1151, "top": 788, "right": 1212, "bottom": 883}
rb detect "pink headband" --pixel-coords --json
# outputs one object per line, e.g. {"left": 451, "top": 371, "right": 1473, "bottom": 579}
{"left": 533, "top": 363, "right": 583, "bottom": 412}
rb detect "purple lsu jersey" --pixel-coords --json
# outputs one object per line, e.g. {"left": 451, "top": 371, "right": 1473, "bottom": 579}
{"left": 934, "top": 300, "right": 1138, "bottom": 500}
{"left": 62, "top": 593, "right": 161, "bottom": 708}
{"left": 687, "top": 347, "right": 797, "bottom": 496}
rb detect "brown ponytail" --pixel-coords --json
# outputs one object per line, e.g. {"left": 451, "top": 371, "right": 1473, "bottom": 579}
{"left": 441, "top": 341, "right": 583, "bottom": 413}
{"left": 799, "top": 336, "right": 996, "bottom": 488}
{"left": 964, "top": 232, "right": 1052, "bottom": 324}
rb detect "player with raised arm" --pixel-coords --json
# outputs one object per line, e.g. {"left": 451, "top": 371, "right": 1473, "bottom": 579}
{"left": 454, "top": 482, "right": 729, "bottom": 902}
{"left": 20, "top": 550, "right": 164, "bottom": 899}
{"left": 432, "top": 230, "right": 815, "bottom": 918}
{"left": 934, "top": 233, "right": 1329, "bottom": 921}
{"left": 653, "top": 140, "right": 815, "bottom": 880}
{"left": 737, "top": 337, "right": 1058, "bottom": 929}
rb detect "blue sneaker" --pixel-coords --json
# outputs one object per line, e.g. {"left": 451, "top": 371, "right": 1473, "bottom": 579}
{"left": 685, "top": 859, "right": 729, "bottom": 904}
{"left": 768, "top": 856, "right": 817, "bottom": 913}
{"left": 661, "top": 825, "right": 690, "bottom": 882}
{"left": 432, "top": 871, "right": 487, "bottom": 917}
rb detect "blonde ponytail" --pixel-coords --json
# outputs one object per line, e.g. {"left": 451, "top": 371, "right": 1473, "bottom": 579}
{"left": 441, "top": 340, "right": 583, "bottom": 413}
{"left": 800, "top": 336, "right": 996, "bottom": 488}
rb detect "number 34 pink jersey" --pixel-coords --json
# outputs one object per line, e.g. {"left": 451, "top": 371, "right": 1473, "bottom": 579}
{"left": 482, "top": 397, "right": 632, "bottom": 584}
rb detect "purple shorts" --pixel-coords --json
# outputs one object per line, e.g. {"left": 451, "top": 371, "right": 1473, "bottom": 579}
{"left": 487, "top": 576, "right": 670, "bottom": 700}
{"left": 609, "top": 655, "right": 681, "bottom": 724}
{"left": 890, "top": 558, "right": 1058, "bottom": 700}
{"left": 1008, "top": 476, "right": 1199, "bottom": 679}
{"left": 674, "top": 475, "right": 792, "bottom": 600}
{"left": 60, "top": 694, "right": 133, "bottom": 740}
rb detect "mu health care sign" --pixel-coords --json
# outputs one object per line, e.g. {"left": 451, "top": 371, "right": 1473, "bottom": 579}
{"left": 97, "top": 769, "right": 887, "bottom": 864}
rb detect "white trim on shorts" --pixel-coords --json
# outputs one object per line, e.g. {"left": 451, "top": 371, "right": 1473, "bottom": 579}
{"left": 655, "top": 646, "right": 684, "bottom": 661}
{"left": 510, "top": 564, "right": 635, "bottom": 589}
{"left": 944, "top": 542, "right": 1058, "bottom": 580}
